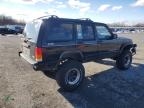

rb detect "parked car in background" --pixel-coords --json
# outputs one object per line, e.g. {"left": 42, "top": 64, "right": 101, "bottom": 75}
{"left": 0, "top": 27, "right": 18, "bottom": 35}
{"left": 130, "top": 28, "right": 135, "bottom": 33}
{"left": 15, "top": 26, "right": 24, "bottom": 34}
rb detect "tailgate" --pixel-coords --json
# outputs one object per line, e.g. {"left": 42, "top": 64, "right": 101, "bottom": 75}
{"left": 20, "top": 37, "right": 36, "bottom": 64}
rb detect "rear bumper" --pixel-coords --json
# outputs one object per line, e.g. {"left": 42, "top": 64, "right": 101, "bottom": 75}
{"left": 32, "top": 62, "right": 56, "bottom": 71}
{"left": 19, "top": 52, "right": 56, "bottom": 71}
{"left": 20, "top": 52, "right": 37, "bottom": 64}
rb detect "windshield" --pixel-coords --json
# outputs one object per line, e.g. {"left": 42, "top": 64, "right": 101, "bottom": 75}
{"left": 24, "top": 20, "right": 42, "bottom": 43}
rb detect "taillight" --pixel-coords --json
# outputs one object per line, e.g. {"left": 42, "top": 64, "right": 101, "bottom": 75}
{"left": 35, "top": 47, "right": 42, "bottom": 62}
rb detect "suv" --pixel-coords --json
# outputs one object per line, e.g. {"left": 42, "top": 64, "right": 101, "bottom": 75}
{"left": 19, "top": 15, "right": 137, "bottom": 91}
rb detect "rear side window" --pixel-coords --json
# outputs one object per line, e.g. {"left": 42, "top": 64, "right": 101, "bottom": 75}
{"left": 24, "top": 20, "right": 42, "bottom": 43}
{"left": 46, "top": 23, "right": 73, "bottom": 42}
{"left": 77, "top": 24, "right": 94, "bottom": 40}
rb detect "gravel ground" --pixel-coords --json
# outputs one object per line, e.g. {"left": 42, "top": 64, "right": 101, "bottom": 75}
{"left": 0, "top": 33, "right": 144, "bottom": 108}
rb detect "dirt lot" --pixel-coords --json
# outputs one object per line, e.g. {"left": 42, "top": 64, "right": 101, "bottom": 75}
{"left": 0, "top": 33, "right": 144, "bottom": 108}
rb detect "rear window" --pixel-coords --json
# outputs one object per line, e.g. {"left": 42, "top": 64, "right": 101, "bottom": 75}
{"left": 24, "top": 20, "right": 42, "bottom": 42}
{"left": 44, "top": 22, "right": 73, "bottom": 42}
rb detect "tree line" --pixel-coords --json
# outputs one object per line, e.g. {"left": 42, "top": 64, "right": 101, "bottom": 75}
{"left": 0, "top": 15, "right": 25, "bottom": 26}
{"left": 108, "top": 22, "right": 144, "bottom": 27}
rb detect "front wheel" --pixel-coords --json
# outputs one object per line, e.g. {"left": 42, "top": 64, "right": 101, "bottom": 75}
{"left": 56, "top": 60, "right": 85, "bottom": 92}
{"left": 116, "top": 50, "right": 132, "bottom": 70}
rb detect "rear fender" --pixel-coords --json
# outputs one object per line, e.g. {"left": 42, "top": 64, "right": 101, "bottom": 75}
{"left": 59, "top": 51, "right": 84, "bottom": 62}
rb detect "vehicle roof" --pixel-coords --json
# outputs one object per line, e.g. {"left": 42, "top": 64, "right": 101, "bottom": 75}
{"left": 33, "top": 15, "right": 106, "bottom": 25}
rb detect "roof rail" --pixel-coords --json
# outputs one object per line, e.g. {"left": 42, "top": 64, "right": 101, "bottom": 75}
{"left": 50, "top": 15, "right": 59, "bottom": 18}
{"left": 78, "top": 18, "right": 93, "bottom": 21}
{"left": 34, "top": 15, "right": 59, "bottom": 20}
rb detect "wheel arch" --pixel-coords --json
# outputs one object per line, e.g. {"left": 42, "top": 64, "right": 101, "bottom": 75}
{"left": 59, "top": 51, "right": 84, "bottom": 62}
{"left": 120, "top": 44, "right": 134, "bottom": 53}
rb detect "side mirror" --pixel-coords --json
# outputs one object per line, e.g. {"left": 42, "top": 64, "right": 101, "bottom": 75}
{"left": 113, "top": 34, "right": 118, "bottom": 39}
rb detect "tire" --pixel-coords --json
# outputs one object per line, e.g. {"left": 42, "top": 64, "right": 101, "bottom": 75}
{"left": 42, "top": 70, "right": 56, "bottom": 78}
{"left": 56, "top": 60, "right": 85, "bottom": 92}
{"left": 2, "top": 33, "right": 5, "bottom": 36}
{"left": 116, "top": 50, "right": 132, "bottom": 70}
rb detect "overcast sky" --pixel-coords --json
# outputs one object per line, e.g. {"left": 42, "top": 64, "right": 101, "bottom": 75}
{"left": 0, "top": 0, "right": 144, "bottom": 23}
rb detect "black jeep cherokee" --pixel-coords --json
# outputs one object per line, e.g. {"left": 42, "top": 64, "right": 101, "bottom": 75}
{"left": 19, "top": 15, "right": 137, "bottom": 91}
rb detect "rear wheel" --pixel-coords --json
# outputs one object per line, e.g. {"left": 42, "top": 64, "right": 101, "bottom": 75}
{"left": 43, "top": 70, "right": 56, "bottom": 78}
{"left": 56, "top": 60, "right": 85, "bottom": 92}
{"left": 116, "top": 50, "right": 132, "bottom": 70}
{"left": 1, "top": 33, "right": 5, "bottom": 36}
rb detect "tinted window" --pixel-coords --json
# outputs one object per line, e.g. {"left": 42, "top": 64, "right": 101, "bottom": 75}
{"left": 77, "top": 24, "right": 94, "bottom": 40}
{"left": 47, "top": 23, "right": 73, "bottom": 41}
{"left": 96, "top": 25, "right": 112, "bottom": 40}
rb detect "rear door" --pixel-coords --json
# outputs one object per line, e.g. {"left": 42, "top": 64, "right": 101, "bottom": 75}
{"left": 76, "top": 23, "right": 99, "bottom": 61}
{"left": 41, "top": 20, "right": 76, "bottom": 65}
{"left": 95, "top": 24, "right": 121, "bottom": 58}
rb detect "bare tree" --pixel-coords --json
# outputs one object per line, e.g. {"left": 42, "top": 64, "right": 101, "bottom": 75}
{"left": 0, "top": 15, "right": 25, "bottom": 26}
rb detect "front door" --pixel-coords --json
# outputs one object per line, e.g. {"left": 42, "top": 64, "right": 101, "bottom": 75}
{"left": 95, "top": 24, "right": 121, "bottom": 58}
